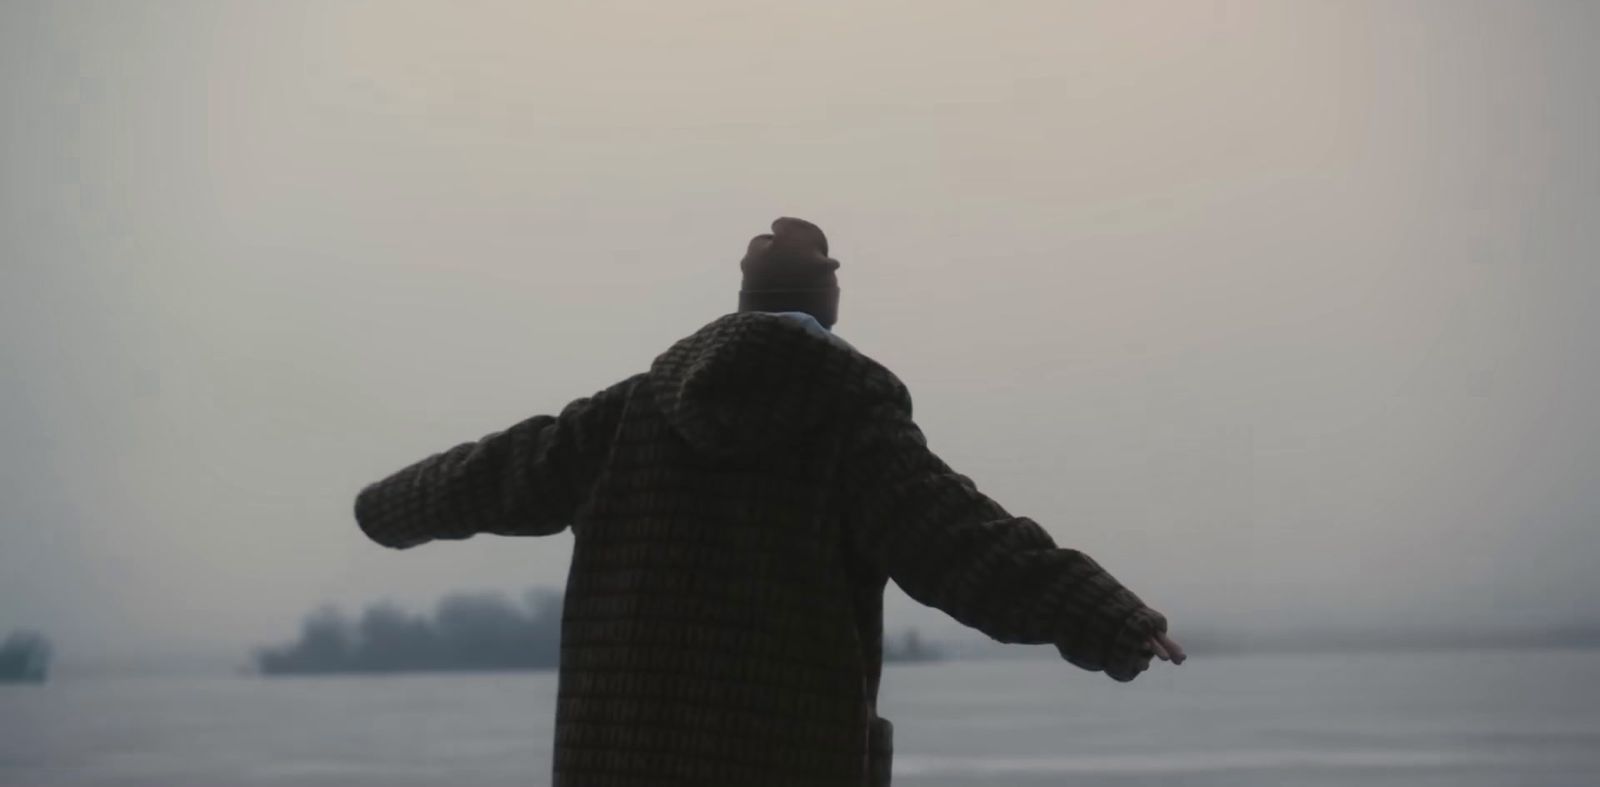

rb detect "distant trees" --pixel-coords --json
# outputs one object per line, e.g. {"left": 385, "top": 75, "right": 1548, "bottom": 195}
{"left": 0, "top": 630, "right": 51, "bottom": 683}
{"left": 257, "top": 589, "right": 942, "bottom": 675}
{"left": 255, "top": 590, "right": 562, "bottom": 675}
{"left": 882, "top": 627, "right": 941, "bottom": 663}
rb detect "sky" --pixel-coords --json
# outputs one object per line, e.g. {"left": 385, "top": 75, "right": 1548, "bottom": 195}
{"left": 2, "top": 1, "right": 1597, "bottom": 667}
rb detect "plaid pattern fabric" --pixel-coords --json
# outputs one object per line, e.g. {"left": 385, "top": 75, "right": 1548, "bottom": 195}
{"left": 355, "top": 312, "right": 1165, "bottom": 786}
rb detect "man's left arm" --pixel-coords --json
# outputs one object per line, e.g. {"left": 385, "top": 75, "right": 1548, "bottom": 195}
{"left": 354, "top": 375, "right": 638, "bottom": 549}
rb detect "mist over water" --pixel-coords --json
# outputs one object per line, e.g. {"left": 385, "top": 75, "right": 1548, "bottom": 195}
{"left": 4, "top": 0, "right": 1599, "bottom": 665}
{"left": 3, "top": 1, "right": 1598, "bottom": 784}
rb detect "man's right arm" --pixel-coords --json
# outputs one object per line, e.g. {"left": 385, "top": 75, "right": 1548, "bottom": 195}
{"left": 354, "top": 376, "right": 636, "bottom": 549}
{"left": 840, "top": 405, "right": 1167, "bottom": 681}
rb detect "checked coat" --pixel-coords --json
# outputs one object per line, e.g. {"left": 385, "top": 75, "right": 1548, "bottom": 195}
{"left": 355, "top": 311, "right": 1167, "bottom": 786}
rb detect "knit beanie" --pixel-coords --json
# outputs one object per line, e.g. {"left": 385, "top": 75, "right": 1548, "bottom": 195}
{"left": 738, "top": 217, "right": 841, "bottom": 328}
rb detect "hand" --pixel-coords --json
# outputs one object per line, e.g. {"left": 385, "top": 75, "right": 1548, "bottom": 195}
{"left": 1147, "top": 631, "right": 1186, "bottom": 665}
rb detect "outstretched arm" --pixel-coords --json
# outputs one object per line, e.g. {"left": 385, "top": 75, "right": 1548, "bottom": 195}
{"left": 841, "top": 405, "right": 1170, "bottom": 681}
{"left": 354, "top": 376, "right": 638, "bottom": 549}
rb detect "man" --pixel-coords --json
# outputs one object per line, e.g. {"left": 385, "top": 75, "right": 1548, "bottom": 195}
{"left": 354, "top": 217, "right": 1184, "bottom": 786}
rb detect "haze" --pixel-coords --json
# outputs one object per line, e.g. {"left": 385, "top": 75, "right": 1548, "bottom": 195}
{"left": 3, "top": 1, "right": 1596, "bottom": 667}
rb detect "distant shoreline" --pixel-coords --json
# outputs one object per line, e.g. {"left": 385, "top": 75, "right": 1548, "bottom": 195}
{"left": 33, "top": 639, "right": 1596, "bottom": 680}
{"left": 1171, "top": 626, "right": 1600, "bottom": 657}
{"left": 257, "top": 632, "right": 946, "bottom": 677}
{"left": 935, "top": 627, "right": 1600, "bottom": 663}
{"left": 254, "top": 635, "right": 1596, "bottom": 676}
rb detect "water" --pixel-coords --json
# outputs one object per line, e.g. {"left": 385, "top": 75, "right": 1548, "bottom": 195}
{"left": 3, "top": 648, "right": 1597, "bottom": 786}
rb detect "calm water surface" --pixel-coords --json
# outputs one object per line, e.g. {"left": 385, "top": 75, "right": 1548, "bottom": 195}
{"left": 3, "top": 648, "right": 1597, "bottom": 786}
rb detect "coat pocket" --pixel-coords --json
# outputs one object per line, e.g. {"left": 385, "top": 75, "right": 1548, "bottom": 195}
{"left": 867, "top": 716, "right": 894, "bottom": 787}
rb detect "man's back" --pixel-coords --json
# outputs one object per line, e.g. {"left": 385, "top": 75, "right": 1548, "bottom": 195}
{"left": 561, "top": 312, "right": 905, "bottom": 784}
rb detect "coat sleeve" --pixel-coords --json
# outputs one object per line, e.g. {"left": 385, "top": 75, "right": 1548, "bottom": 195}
{"left": 354, "top": 376, "right": 636, "bottom": 549}
{"left": 840, "top": 404, "right": 1167, "bottom": 682}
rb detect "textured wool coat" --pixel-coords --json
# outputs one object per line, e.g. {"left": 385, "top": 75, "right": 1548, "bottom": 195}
{"left": 355, "top": 311, "right": 1166, "bottom": 786}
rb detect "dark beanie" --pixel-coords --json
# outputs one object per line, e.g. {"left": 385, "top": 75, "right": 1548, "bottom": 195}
{"left": 738, "top": 217, "right": 841, "bottom": 328}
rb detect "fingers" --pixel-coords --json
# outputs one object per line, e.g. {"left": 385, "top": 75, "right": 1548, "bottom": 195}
{"left": 1149, "top": 638, "right": 1172, "bottom": 662}
{"left": 1145, "top": 633, "right": 1187, "bottom": 666}
{"left": 1158, "top": 633, "right": 1187, "bottom": 665}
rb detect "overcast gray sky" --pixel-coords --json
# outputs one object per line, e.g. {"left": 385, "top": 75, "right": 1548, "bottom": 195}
{"left": 3, "top": 1, "right": 1597, "bottom": 665}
